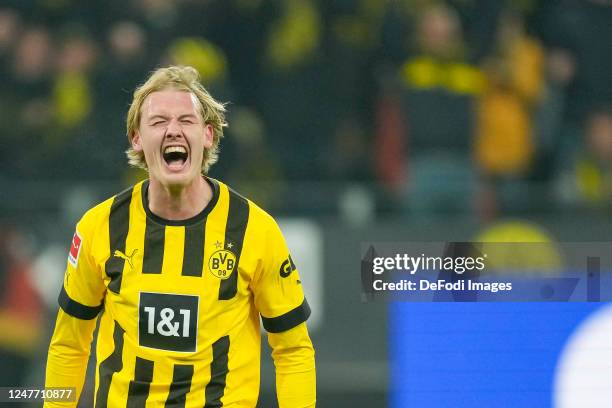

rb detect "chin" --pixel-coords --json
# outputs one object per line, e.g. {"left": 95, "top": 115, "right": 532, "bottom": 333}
{"left": 161, "top": 174, "right": 190, "bottom": 186}
{"left": 159, "top": 169, "right": 200, "bottom": 187}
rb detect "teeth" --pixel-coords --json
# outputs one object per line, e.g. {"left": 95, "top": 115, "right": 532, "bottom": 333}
{"left": 164, "top": 146, "right": 187, "bottom": 154}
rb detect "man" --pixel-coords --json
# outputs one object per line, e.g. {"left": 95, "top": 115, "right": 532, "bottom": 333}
{"left": 45, "top": 66, "right": 316, "bottom": 407}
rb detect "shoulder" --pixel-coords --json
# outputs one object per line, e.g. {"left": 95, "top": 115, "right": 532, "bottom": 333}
{"left": 214, "top": 179, "right": 280, "bottom": 232}
{"left": 77, "top": 183, "right": 139, "bottom": 234}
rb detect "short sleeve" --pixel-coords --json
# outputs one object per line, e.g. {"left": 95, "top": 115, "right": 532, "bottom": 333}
{"left": 252, "top": 218, "right": 310, "bottom": 333}
{"left": 58, "top": 216, "right": 105, "bottom": 320}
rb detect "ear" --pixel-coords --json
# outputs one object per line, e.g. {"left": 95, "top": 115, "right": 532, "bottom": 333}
{"left": 203, "top": 124, "right": 214, "bottom": 149}
{"left": 132, "top": 131, "right": 143, "bottom": 152}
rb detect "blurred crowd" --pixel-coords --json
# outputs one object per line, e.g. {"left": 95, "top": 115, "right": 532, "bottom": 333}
{"left": 1, "top": 1, "right": 612, "bottom": 399}
{"left": 1, "top": 0, "right": 611, "bottom": 219}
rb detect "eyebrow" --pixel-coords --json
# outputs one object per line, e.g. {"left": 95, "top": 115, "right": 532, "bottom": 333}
{"left": 147, "top": 114, "right": 199, "bottom": 122}
{"left": 147, "top": 114, "right": 167, "bottom": 122}
{"left": 178, "top": 114, "right": 199, "bottom": 120}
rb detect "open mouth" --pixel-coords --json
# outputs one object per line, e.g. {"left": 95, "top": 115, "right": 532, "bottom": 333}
{"left": 163, "top": 145, "right": 188, "bottom": 170}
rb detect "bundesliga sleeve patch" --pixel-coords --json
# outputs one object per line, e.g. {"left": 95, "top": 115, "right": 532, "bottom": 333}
{"left": 68, "top": 230, "right": 83, "bottom": 267}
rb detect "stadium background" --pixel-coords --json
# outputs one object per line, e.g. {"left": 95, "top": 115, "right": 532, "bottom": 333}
{"left": 1, "top": 0, "right": 611, "bottom": 406}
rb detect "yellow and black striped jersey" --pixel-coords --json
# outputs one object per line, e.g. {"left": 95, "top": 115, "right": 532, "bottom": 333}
{"left": 46, "top": 178, "right": 311, "bottom": 407}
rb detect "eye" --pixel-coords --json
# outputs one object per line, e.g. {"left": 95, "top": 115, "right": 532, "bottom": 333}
{"left": 151, "top": 120, "right": 166, "bottom": 126}
{"left": 180, "top": 119, "right": 194, "bottom": 125}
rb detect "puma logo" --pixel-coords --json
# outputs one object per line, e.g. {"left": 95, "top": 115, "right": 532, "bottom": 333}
{"left": 114, "top": 249, "right": 138, "bottom": 269}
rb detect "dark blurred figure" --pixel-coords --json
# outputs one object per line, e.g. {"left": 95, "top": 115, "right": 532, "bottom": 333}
{"left": 556, "top": 106, "right": 612, "bottom": 210}
{"left": 43, "top": 25, "right": 102, "bottom": 179}
{"left": 2, "top": 24, "right": 55, "bottom": 179}
{"left": 174, "top": 0, "right": 271, "bottom": 105}
{"left": 324, "top": 0, "right": 386, "bottom": 129}
{"left": 535, "top": 0, "right": 612, "bottom": 180}
{"left": 222, "top": 106, "right": 285, "bottom": 210}
{"left": 377, "top": 3, "right": 484, "bottom": 216}
{"left": 9, "top": 25, "right": 54, "bottom": 99}
{"left": 257, "top": 0, "right": 331, "bottom": 181}
{"left": 0, "top": 8, "right": 21, "bottom": 70}
{"left": 95, "top": 20, "right": 150, "bottom": 183}
{"left": 321, "top": 0, "right": 384, "bottom": 184}
{"left": 107, "top": 21, "right": 147, "bottom": 71}
{"left": 537, "top": 0, "right": 612, "bottom": 125}
{"left": 52, "top": 26, "right": 98, "bottom": 128}
{"left": 133, "top": 0, "right": 181, "bottom": 53}
{"left": 327, "top": 116, "right": 371, "bottom": 182}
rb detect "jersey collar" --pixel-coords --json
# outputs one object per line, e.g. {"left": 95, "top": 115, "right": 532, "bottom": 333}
{"left": 141, "top": 177, "right": 220, "bottom": 226}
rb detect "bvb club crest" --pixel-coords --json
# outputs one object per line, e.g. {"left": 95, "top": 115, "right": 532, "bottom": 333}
{"left": 208, "top": 249, "right": 237, "bottom": 279}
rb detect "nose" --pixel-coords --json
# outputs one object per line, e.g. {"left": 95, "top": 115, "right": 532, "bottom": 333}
{"left": 165, "top": 118, "right": 183, "bottom": 138}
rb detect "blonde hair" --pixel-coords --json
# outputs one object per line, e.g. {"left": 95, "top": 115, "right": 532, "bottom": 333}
{"left": 125, "top": 65, "right": 227, "bottom": 173}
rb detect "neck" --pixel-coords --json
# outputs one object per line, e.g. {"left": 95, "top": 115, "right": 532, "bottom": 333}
{"left": 147, "top": 176, "right": 212, "bottom": 221}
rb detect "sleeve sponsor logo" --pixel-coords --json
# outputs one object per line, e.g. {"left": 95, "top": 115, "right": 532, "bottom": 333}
{"left": 68, "top": 230, "right": 83, "bottom": 267}
{"left": 279, "top": 254, "right": 296, "bottom": 278}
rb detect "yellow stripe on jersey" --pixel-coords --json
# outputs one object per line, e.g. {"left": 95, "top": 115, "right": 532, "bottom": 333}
{"left": 46, "top": 177, "right": 312, "bottom": 407}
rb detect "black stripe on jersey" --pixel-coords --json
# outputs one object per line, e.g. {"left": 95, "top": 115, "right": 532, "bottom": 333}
{"left": 261, "top": 298, "right": 311, "bottom": 333}
{"left": 58, "top": 285, "right": 102, "bottom": 320}
{"left": 165, "top": 364, "right": 194, "bottom": 408}
{"left": 105, "top": 187, "right": 133, "bottom": 294}
{"left": 218, "top": 189, "right": 249, "bottom": 300}
{"left": 182, "top": 222, "right": 206, "bottom": 276}
{"left": 143, "top": 217, "right": 165, "bottom": 274}
{"left": 204, "top": 335, "right": 230, "bottom": 408}
{"left": 95, "top": 321, "right": 125, "bottom": 407}
{"left": 127, "top": 357, "right": 154, "bottom": 408}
